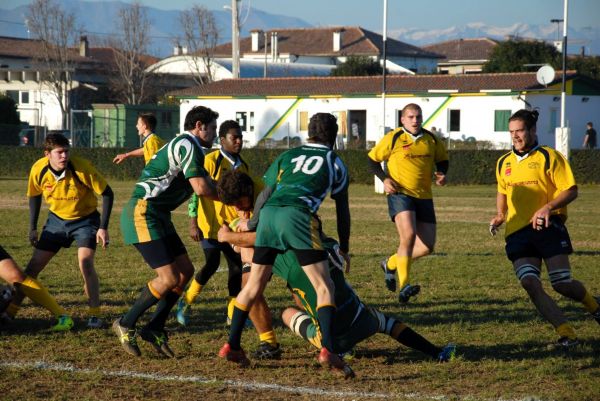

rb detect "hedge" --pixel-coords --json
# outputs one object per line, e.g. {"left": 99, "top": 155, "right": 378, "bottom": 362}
{"left": 1, "top": 146, "right": 599, "bottom": 184}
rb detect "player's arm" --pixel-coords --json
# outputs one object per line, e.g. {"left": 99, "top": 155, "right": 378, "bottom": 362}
{"left": 367, "top": 156, "right": 398, "bottom": 194}
{"left": 489, "top": 192, "right": 507, "bottom": 236}
{"left": 97, "top": 185, "right": 114, "bottom": 249}
{"left": 189, "top": 176, "right": 218, "bottom": 200}
{"left": 113, "top": 148, "right": 143, "bottom": 164}
{"left": 434, "top": 160, "right": 449, "bottom": 186}
{"left": 28, "top": 195, "right": 42, "bottom": 246}
{"left": 531, "top": 185, "right": 578, "bottom": 229}
{"left": 244, "top": 184, "right": 274, "bottom": 232}
{"left": 187, "top": 193, "right": 202, "bottom": 241}
{"left": 218, "top": 224, "right": 257, "bottom": 248}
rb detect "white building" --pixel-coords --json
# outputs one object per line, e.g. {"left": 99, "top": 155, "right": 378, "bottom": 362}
{"left": 171, "top": 71, "right": 600, "bottom": 150}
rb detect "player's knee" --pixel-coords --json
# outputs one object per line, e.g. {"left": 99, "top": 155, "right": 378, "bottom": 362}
{"left": 549, "top": 269, "right": 573, "bottom": 293}
{"left": 515, "top": 264, "right": 541, "bottom": 291}
{"left": 281, "top": 307, "right": 299, "bottom": 327}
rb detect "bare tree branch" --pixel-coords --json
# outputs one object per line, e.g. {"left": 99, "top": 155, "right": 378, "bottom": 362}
{"left": 27, "top": 0, "right": 79, "bottom": 129}
{"left": 179, "top": 5, "right": 219, "bottom": 85}
{"left": 110, "top": 2, "right": 151, "bottom": 104}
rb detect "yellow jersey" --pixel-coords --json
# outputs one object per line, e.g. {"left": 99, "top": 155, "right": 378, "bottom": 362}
{"left": 189, "top": 150, "right": 263, "bottom": 239}
{"left": 368, "top": 128, "right": 448, "bottom": 199}
{"left": 27, "top": 156, "right": 108, "bottom": 220}
{"left": 496, "top": 146, "right": 576, "bottom": 237}
{"left": 142, "top": 133, "right": 166, "bottom": 164}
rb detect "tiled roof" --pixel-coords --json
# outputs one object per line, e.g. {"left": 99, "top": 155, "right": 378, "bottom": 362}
{"left": 422, "top": 38, "right": 498, "bottom": 62}
{"left": 213, "top": 26, "right": 442, "bottom": 59}
{"left": 170, "top": 71, "right": 578, "bottom": 97}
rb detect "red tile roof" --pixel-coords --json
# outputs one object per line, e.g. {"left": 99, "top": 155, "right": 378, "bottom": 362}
{"left": 213, "top": 26, "right": 442, "bottom": 59}
{"left": 170, "top": 71, "right": 579, "bottom": 97}
{"left": 422, "top": 38, "right": 498, "bottom": 62}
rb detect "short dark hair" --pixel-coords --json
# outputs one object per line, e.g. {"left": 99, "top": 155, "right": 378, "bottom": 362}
{"left": 184, "top": 106, "right": 219, "bottom": 131}
{"left": 217, "top": 170, "right": 254, "bottom": 206}
{"left": 308, "top": 113, "right": 338, "bottom": 145}
{"left": 219, "top": 120, "right": 242, "bottom": 138}
{"left": 587, "top": 122, "right": 593, "bottom": 127}
{"left": 44, "top": 133, "right": 70, "bottom": 152}
{"left": 401, "top": 103, "right": 422, "bottom": 117}
{"left": 509, "top": 109, "right": 539, "bottom": 130}
{"left": 138, "top": 112, "right": 157, "bottom": 131}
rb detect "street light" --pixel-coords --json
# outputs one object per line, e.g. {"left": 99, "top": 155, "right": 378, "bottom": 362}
{"left": 550, "top": 18, "right": 563, "bottom": 41}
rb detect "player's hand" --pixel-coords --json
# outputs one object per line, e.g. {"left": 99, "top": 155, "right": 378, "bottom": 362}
{"left": 189, "top": 219, "right": 202, "bottom": 242}
{"left": 434, "top": 172, "right": 447, "bottom": 186}
{"left": 217, "top": 224, "right": 232, "bottom": 243}
{"left": 341, "top": 250, "right": 351, "bottom": 274}
{"left": 382, "top": 178, "right": 399, "bottom": 194}
{"left": 113, "top": 154, "right": 127, "bottom": 164}
{"left": 489, "top": 215, "right": 505, "bottom": 237}
{"left": 237, "top": 219, "right": 250, "bottom": 232}
{"left": 531, "top": 204, "right": 552, "bottom": 231}
{"left": 96, "top": 229, "right": 109, "bottom": 249}
{"left": 29, "top": 229, "right": 38, "bottom": 247}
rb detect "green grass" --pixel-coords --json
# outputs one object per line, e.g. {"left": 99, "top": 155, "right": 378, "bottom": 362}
{"left": 1, "top": 179, "right": 599, "bottom": 401}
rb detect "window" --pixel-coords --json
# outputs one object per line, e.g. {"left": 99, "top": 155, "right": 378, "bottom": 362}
{"left": 236, "top": 112, "right": 247, "bottom": 131}
{"left": 249, "top": 111, "right": 255, "bottom": 132}
{"left": 449, "top": 109, "right": 461, "bottom": 132}
{"left": 299, "top": 111, "right": 308, "bottom": 131}
{"left": 549, "top": 108, "right": 559, "bottom": 132}
{"left": 494, "top": 110, "right": 511, "bottom": 132}
{"left": 20, "top": 91, "right": 30, "bottom": 104}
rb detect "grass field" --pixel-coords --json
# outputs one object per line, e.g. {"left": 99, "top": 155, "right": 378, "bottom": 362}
{"left": 0, "top": 178, "right": 599, "bottom": 401}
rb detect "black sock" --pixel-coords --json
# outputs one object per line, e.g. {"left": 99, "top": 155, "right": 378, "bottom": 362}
{"left": 121, "top": 285, "right": 160, "bottom": 329}
{"left": 393, "top": 324, "right": 441, "bottom": 358}
{"left": 228, "top": 304, "right": 249, "bottom": 350}
{"left": 317, "top": 305, "right": 336, "bottom": 351}
{"left": 147, "top": 290, "right": 180, "bottom": 331}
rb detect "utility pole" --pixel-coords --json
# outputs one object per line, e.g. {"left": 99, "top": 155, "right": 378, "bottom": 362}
{"left": 231, "top": 0, "right": 240, "bottom": 78}
{"left": 555, "top": 0, "right": 570, "bottom": 158}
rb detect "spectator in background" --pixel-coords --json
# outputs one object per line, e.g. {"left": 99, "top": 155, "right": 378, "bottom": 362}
{"left": 583, "top": 122, "right": 597, "bottom": 149}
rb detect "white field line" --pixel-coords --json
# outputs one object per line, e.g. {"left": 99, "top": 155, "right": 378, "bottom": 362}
{"left": 0, "top": 360, "right": 552, "bottom": 401}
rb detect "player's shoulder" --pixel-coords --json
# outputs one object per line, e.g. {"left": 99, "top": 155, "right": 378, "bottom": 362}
{"left": 30, "top": 156, "right": 48, "bottom": 171}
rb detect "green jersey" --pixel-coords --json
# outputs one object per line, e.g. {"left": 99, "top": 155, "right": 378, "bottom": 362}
{"left": 130, "top": 133, "right": 208, "bottom": 211}
{"left": 263, "top": 144, "right": 348, "bottom": 213}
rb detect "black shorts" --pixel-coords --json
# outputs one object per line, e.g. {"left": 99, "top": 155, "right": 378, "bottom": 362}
{"left": 0, "top": 245, "right": 12, "bottom": 262}
{"left": 37, "top": 211, "right": 100, "bottom": 253}
{"left": 253, "top": 246, "right": 327, "bottom": 266}
{"left": 387, "top": 193, "right": 436, "bottom": 223}
{"left": 505, "top": 217, "right": 573, "bottom": 262}
{"left": 133, "top": 234, "right": 187, "bottom": 269}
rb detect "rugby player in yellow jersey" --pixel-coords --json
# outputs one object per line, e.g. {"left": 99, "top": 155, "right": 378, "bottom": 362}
{"left": 368, "top": 103, "right": 449, "bottom": 303}
{"left": 489, "top": 109, "right": 600, "bottom": 348}
{"left": 113, "top": 112, "right": 166, "bottom": 165}
{"left": 0, "top": 244, "right": 73, "bottom": 331}
{"left": 7, "top": 133, "right": 114, "bottom": 329}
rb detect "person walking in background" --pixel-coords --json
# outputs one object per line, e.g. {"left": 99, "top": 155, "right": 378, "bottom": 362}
{"left": 368, "top": 103, "right": 449, "bottom": 303}
{"left": 490, "top": 109, "right": 600, "bottom": 348}
{"left": 113, "top": 113, "right": 166, "bottom": 165}
{"left": 7, "top": 133, "right": 114, "bottom": 329}
{"left": 582, "top": 122, "right": 597, "bottom": 149}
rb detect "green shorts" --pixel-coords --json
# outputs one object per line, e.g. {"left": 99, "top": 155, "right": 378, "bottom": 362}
{"left": 120, "top": 198, "right": 176, "bottom": 245}
{"left": 255, "top": 206, "right": 323, "bottom": 251}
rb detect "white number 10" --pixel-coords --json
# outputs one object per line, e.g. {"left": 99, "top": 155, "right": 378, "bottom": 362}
{"left": 291, "top": 155, "right": 324, "bottom": 175}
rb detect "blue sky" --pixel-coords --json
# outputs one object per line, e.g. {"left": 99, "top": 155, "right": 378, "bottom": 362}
{"left": 3, "top": 0, "right": 599, "bottom": 32}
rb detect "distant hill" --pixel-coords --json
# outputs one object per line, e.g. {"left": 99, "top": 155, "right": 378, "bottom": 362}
{"left": 0, "top": 0, "right": 312, "bottom": 57}
{"left": 391, "top": 22, "right": 600, "bottom": 56}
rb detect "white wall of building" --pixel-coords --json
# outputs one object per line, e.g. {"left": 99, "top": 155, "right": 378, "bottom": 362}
{"left": 180, "top": 93, "right": 599, "bottom": 149}
{"left": 1, "top": 80, "right": 64, "bottom": 130}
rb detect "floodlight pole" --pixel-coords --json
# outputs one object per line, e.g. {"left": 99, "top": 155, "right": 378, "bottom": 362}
{"left": 381, "top": 0, "right": 388, "bottom": 136}
{"left": 555, "top": 0, "right": 570, "bottom": 158}
{"left": 231, "top": 0, "right": 241, "bottom": 79}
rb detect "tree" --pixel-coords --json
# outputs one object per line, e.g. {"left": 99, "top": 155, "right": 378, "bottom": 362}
{"left": 179, "top": 5, "right": 219, "bottom": 85}
{"left": 483, "top": 40, "right": 560, "bottom": 73}
{"left": 569, "top": 55, "right": 600, "bottom": 80}
{"left": 26, "top": 0, "right": 79, "bottom": 129}
{"left": 110, "top": 2, "right": 152, "bottom": 104}
{"left": 330, "top": 56, "right": 384, "bottom": 76}
{"left": 0, "top": 95, "right": 21, "bottom": 125}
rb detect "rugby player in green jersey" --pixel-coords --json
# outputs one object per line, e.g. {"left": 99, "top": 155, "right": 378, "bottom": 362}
{"left": 114, "top": 106, "right": 219, "bottom": 358}
{"left": 220, "top": 113, "right": 351, "bottom": 373}
{"left": 215, "top": 170, "right": 456, "bottom": 378}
